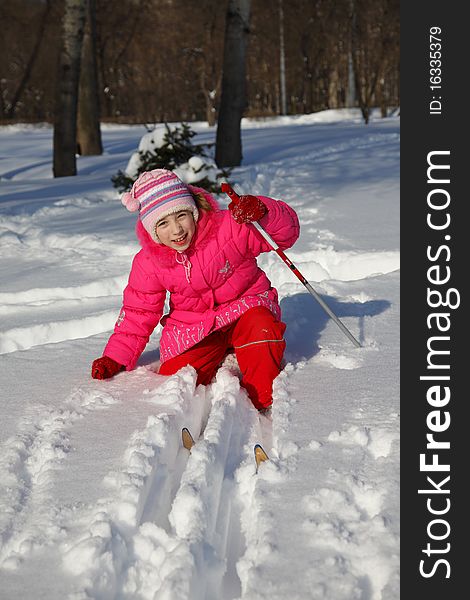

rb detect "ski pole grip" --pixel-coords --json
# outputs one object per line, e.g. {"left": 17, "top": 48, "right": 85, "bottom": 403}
{"left": 221, "top": 182, "right": 240, "bottom": 204}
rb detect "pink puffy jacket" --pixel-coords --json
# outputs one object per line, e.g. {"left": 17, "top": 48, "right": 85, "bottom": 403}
{"left": 103, "top": 187, "right": 300, "bottom": 369}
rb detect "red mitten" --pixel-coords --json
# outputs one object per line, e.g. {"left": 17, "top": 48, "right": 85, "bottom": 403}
{"left": 91, "top": 356, "right": 124, "bottom": 380}
{"left": 228, "top": 194, "right": 266, "bottom": 224}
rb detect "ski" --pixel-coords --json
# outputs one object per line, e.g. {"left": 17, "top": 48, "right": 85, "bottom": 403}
{"left": 182, "top": 427, "right": 195, "bottom": 451}
{"left": 183, "top": 428, "right": 268, "bottom": 473}
{"left": 254, "top": 443, "right": 269, "bottom": 473}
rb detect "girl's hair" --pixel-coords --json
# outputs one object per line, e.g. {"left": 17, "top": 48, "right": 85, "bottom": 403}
{"left": 192, "top": 192, "right": 213, "bottom": 213}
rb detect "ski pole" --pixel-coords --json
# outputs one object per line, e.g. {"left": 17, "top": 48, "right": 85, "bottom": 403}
{"left": 221, "top": 183, "right": 361, "bottom": 348}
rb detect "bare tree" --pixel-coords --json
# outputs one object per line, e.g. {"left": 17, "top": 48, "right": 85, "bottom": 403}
{"left": 77, "top": 0, "right": 103, "bottom": 155}
{"left": 346, "top": 0, "right": 357, "bottom": 108}
{"left": 4, "top": 1, "right": 51, "bottom": 119}
{"left": 351, "top": 0, "right": 398, "bottom": 124}
{"left": 215, "top": 0, "right": 251, "bottom": 168}
{"left": 178, "top": 0, "right": 225, "bottom": 126}
{"left": 53, "top": 0, "right": 87, "bottom": 177}
{"left": 279, "top": 0, "right": 287, "bottom": 115}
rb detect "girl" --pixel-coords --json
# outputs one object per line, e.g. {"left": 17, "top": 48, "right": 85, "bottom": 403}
{"left": 91, "top": 169, "right": 300, "bottom": 410}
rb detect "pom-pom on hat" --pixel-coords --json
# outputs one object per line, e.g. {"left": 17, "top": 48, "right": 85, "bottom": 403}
{"left": 121, "top": 169, "right": 199, "bottom": 243}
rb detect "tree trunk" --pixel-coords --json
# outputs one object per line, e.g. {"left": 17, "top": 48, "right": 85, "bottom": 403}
{"left": 346, "top": 52, "right": 356, "bottom": 107}
{"left": 328, "top": 67, "right": 339, "bottom": 108}
{"left": 279, "top": 0, "right": 286, "bottom": 115}
{"left": 215, "top": 0, "right": 251, "bottom": 168}
{"left": 53, "top": 0, "right": 87, "bottom": 177}
{"left": 346, "top": 0, "right": 356, "bottom": 108}
{"left": 350, "top": 0, "right": 370, "bottom": 124}
{"left": 77, "top": 0, "right": 103, "bottom": 155}
{"left": 205, "top": 89, "right": 218, "bottom": 127}
{"left": 378, "top": 76, "right": 387, "bottom": 117}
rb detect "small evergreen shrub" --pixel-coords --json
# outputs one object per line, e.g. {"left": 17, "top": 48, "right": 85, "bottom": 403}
{"left": 111, "top": 122, "right": 231, "bottom": 193}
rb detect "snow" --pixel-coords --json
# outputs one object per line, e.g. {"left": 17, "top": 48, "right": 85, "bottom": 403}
{"left": 0, "top": 109, "right": 399, "bottom": 599}
{"left": 174, "top": 156, "right": 219, "bottom": 186}
{"left": 124, "top": 125, "right": 221, "bottom": 185}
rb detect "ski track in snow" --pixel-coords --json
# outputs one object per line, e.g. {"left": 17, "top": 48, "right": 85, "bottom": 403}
{"left": 0, "top": 352, "right": 300, "bottom": 600}
{"left": 0, "top": 359, "right": 277, "bottom": 599}
{"left": 0, "top": 203, "right": 135, "bottom": 354}
{"left": 0, "top": 388, "right": 120, "bottom": 570}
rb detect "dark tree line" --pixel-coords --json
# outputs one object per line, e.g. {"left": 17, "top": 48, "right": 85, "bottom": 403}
{"left": 1, "top": 0, "right": 399, "bottom": 124}
{"left": 1, "top": 0, "right": 399, "bottom": 173}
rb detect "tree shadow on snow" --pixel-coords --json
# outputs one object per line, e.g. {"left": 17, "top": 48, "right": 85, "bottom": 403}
{"left": 281, "top": 292, "right": 390, "bottom": 363}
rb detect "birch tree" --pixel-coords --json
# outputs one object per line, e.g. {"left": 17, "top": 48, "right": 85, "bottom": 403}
{"left": 53, "top": 0, "right": 87, "bottom": 177}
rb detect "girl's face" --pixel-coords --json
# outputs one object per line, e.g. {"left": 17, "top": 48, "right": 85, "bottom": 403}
{"left": 155, "top": 210, "right": 196, "bottom": 251}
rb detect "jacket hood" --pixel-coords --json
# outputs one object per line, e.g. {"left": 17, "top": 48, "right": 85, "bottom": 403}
{"left": 135, "top": 185, "right": 223, "bottom": 263}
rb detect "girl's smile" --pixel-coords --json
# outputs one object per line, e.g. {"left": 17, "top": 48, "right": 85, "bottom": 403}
{"left": 173, "top": 233, "right": 188, "bottom": 245}
{"left": 155, "top": 210, "right": 196, "bottom": 251}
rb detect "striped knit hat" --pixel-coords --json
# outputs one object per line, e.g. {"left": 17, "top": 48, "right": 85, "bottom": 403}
{"left": 121, "top": 169, "right": 199, "bottom": 243}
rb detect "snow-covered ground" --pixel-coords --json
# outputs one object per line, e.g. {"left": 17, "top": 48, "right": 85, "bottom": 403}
{"left": 0, "top": 109, "right": 400, "bottom": 599}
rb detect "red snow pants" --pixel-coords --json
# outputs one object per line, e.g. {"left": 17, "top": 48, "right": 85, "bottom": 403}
{"left": 158, "top": 307, "right": 286, "bottom": 410}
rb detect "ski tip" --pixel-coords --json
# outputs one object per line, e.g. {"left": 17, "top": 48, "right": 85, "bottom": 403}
{"left": 254, "top": 443, "right": 269, "bottom": 472}
{"left": 182, "top": 427, "right": 195, "bottom": 451}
